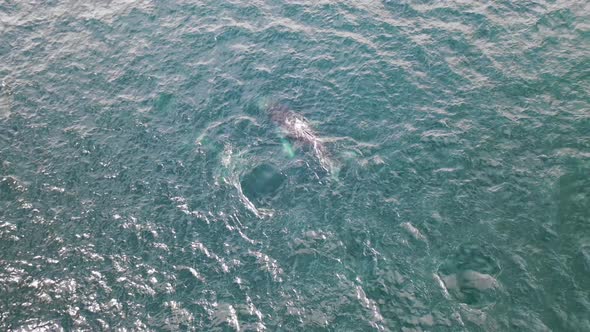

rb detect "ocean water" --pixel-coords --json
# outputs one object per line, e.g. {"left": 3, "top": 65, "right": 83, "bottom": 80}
{"left": 1, "top": 1, "right": 589, "bottom": 331}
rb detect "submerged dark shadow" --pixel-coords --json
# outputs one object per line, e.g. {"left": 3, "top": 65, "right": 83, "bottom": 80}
{"left": 240, "top": 163, "right": 286, "bottom": 207}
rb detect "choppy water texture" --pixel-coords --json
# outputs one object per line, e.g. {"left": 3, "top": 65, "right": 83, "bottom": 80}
{"left": 1, "top": 1, "right": 589, "bottom": 331}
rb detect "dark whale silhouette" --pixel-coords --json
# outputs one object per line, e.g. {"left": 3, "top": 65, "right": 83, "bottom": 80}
{"left": 267, "top": 103, "right": 335, "bottom": 173}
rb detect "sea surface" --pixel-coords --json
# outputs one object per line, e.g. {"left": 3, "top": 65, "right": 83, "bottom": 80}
{"left": 1, "top": 1, "right": 589, "bottom": 331}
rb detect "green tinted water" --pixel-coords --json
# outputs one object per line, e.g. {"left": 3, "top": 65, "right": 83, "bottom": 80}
{"left": 1, "top": 1, "right": 589, "bottom": 331}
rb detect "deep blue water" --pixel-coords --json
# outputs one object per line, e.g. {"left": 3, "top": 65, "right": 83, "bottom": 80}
{"left": 1, "top": 1, "right": 589, "bottom": 331}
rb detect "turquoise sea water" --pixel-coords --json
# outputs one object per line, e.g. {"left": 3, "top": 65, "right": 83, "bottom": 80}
{"left": 1, "top": 1, "right": 589, "bottom": 330}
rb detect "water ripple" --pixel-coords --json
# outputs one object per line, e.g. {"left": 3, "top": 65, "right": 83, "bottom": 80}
{"left": 1, "top": 0, "right": 588, "bottom": 330}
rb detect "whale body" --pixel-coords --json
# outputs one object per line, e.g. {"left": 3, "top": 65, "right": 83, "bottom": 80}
{"left": 267, "top": 103, "right": 334, "bottom": 173}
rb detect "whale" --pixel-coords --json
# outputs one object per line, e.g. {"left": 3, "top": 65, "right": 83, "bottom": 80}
{"left": 267, "top": 103, "right": 335, "bottom": 174}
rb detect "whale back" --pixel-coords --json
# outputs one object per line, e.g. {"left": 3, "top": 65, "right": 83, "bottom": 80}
{"left": 267, "top": 103, "right": 335, "bottom": 174}
{"left": 267, "top": 104, "right": 315, "bottom": 142}
{"left": 268, "top": 103, "right": 293, "bottom": 125}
